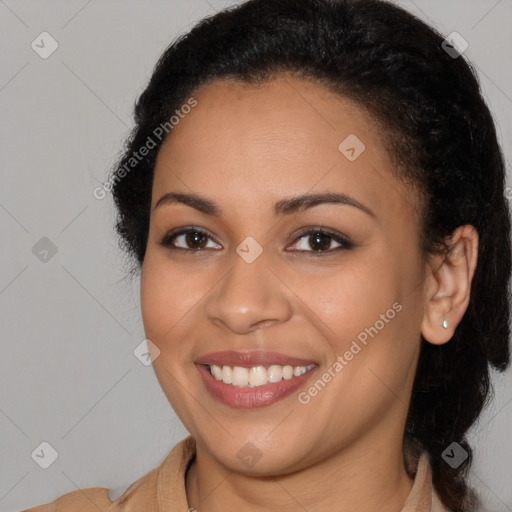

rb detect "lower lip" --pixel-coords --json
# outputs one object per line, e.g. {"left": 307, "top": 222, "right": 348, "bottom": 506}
{"left": 196, "top": 364, "right": 317, "bottom": 409}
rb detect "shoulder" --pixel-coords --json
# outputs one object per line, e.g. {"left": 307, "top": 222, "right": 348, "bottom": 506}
{"left": 108, "top": 435, "right": 196, "bottom": 510}
{"left": 20, "top": 470, "right": 159, "bottom": 512}
{"left": 21, "top": 487, "right": 112, "bottom": 511}
{"left": 20, "top": 473, "right": 158, "bottom": 512}
{"left": 21, "top": 436, "right": 196, "bottom": 512}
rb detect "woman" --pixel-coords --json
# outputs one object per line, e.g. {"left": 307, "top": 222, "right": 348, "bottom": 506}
{"left": 24, "top": 0, "right": 511, "bottom": 511}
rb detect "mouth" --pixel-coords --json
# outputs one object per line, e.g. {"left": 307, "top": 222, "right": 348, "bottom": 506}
{"left": 195, "top": 350, "right": 319, "bottom": 408}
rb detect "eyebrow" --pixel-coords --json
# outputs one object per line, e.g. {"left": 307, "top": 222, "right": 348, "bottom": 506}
{"left": 153, "top": 191, "right": 375, "bottom": 218}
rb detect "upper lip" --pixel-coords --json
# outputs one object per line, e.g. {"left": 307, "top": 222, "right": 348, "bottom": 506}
{"left": 195, "top": 350, "right": 317, "bottom": 368}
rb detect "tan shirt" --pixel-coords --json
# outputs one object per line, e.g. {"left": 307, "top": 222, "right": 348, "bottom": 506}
{"left": 22, "top": 435, "right": 450, "bottom": 511}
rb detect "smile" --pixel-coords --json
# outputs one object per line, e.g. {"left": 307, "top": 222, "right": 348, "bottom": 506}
{"left": 196, "top": 362, "right": 318, "bottom": 409}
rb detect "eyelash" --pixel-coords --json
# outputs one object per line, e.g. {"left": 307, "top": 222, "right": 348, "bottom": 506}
{"left": 159, "top": 226, "right": 354, "bottom": 256}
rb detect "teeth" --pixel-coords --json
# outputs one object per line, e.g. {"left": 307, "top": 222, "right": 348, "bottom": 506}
{"left": 211, "top": 365, "right": 223, "bottom": 380}
{"left": 283, "top": 365, "right": 294, "bottom": 380}
{"left": 208, "top": 363, "right": 315, "bottom": 387}
{"left": 268, "top": 365, "right": 283, "bottom": 383}
{"left": 249, "top": 366, "right": 267, "bottom": 386}
{"left": 232, "top": 366, "right": 249, "bottom": 386}
{"left": 222, "top": 365, "right": 233, "bottom": 384}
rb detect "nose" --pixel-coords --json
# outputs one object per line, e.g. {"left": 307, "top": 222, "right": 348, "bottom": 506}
{"left": 205, "top": 250, "right": 293, "bottom": 335}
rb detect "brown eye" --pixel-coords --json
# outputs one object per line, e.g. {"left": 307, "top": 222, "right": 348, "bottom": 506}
{"left": 183, "top": 231, "right": 208, "bottom": 249}
{"left": 160, "top": 228, "right": 221, "bottom": 251}
{"left": 289, "top": 228, "right": 354, "bottom": 254}
{"left": 308, "top": 232, "right": 334, "bottom": 251}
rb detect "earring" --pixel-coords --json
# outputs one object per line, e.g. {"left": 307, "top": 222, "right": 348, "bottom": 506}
{"left": 442, "top": 319, "right": 448, "bottom": 329}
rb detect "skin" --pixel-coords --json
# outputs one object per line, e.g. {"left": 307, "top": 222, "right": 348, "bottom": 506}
{"left": 140, "top": 74, "right": 478, "bottom": 512}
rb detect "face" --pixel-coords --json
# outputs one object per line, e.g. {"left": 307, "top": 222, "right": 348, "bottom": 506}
{"left": 140, "top": 75, "right": 427, "bottom": 475}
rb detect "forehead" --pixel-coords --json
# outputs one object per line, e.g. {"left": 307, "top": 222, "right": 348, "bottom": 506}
{"left": 151, "top": 75, "right": 417, "bottom": 223}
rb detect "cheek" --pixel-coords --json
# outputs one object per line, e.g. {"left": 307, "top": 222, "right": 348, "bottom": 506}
{"left": 301, "top": 256, "right": 399, "bottom": 347}
{"left": 139, "top": 255, "right": 201, "bottom": 416}
{"left": 303, "top": 251, "right": 418, "bottom": 385}
{"left": 140, "top": 254, "right": 202, "bottom": 350}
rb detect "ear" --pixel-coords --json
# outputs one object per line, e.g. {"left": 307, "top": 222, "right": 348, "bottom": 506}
{"left": 421, "top": 225, "right": 479, "bottom": 345}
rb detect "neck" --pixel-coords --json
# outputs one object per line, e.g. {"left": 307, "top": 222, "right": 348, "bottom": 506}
{"left": 185, "top": 427, "right": 415, "bottom": 512}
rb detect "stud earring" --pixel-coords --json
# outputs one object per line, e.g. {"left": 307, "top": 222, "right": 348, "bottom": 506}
{"left": 442, "top": 319, "right": 448, "bottom": 329}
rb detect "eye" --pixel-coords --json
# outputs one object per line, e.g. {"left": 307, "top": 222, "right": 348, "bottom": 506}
{"left": 159, "top": 227, "right": 221, "bottom": 251}
{"left": 159, "top": 226, "right": 354, "bottom": 255}
{"left": 288, "top": 228, "right": 354, "bottom": 254}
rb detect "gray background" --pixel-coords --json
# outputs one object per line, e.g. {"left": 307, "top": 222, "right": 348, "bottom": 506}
{"left": 1, "top": 1, "right": 511, "bottom": 511}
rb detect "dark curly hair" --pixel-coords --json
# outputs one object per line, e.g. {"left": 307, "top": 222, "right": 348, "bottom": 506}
{"left": 108, "top": 0, "right": 511, "bottom": 510}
